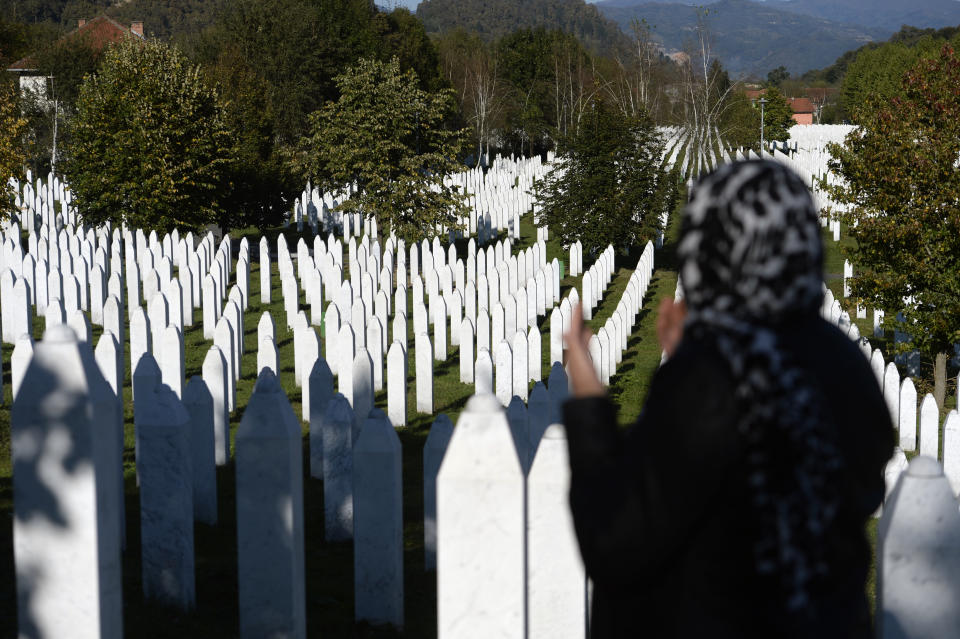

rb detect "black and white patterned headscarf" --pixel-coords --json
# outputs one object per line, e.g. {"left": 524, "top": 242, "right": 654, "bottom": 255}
{"left": 678, "top": 159, "right": 843, "bottom": 612}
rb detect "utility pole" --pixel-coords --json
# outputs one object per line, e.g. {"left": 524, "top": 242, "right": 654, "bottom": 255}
{"left": 759, "top": 97, "right": 767, "bottom": 156}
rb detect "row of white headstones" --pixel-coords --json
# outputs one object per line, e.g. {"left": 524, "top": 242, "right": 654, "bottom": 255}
{"left": 778, "top": 126, "right": 960, "bottom": 636}
{"left": 292, "top": 153, "right": 547, "bottom": 246}
{"left": 818, "top": 280, "right": 960, "bottom": 637}
{"left": 7, "top": 172, "right": 658, "bottom": 638}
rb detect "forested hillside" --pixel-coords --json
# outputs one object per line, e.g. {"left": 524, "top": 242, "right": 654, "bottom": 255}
{"left": 597, "top": 0, "right": 885, "bottom": 75}
{"left": 417, "top": 0, "right": 630, "bottom": 55}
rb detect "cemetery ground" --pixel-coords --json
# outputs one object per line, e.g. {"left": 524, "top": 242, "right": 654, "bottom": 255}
{"left": 1, "top": 189, "right": 948, "bottom": 635}
{"left": 0, "top": 196, "right": 682, "bottom": 636}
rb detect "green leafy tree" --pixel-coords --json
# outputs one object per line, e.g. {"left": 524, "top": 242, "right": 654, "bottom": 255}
{"left": 0, "top": 80, "right": 27, "bottom": 219}
{"left": 824, "top": 44, "right": 960, "bottom": 407}
{"left": 207, "top": 51, "right": 299, "bottom": 231}
{"left": 719, "top": 88, "right": 760, "bottom": 150}
{"left": 301, "top": 57, "right": 467, "bottom": 241}
{"left": 760, "top": 87, "right": 794, "bottom": 144}
{"left": 534, "top": 99, "right": 669, "bottom": 256}
{"left": 840, "top": 38, "right": 943, "bottom": 122}
{"left": 63, "top": 38, "right": 232, "bottom": 233}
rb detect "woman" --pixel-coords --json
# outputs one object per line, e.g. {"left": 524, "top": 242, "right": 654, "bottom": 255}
{"left": 562, "top": 160, "right": 895, "bottom": 638}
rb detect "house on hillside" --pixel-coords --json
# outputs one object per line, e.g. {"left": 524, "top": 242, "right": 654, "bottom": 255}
{"left": 743, "top": 89, "right": 817, "bottom": 126}
{"left": 787, "top": 97, "right": 814, "bottom": 125}
{"left": 6, "top": 16, "right": 144, "bottom": 100}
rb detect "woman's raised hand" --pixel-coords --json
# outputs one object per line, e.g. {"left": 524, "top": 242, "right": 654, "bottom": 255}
{"left": 564, "top": 303, "right": 605, "bottom": 398}
{"left": 656, "top": 297, "right": 686, "bottom": 360}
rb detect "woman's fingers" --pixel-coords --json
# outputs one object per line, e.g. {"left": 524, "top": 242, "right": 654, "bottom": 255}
{"left": 657, "top": 298, "right": 687, "bottom": 359}
{"left": 564, "top": 302, "right": 604, "bottom": 397}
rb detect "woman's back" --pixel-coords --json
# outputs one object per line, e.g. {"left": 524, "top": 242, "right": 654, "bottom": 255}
{"left": 565, "top": 315, "right": 894, "bottom": 638}
{"left": 562, "top": 160, "right": 897, "bottom": 639}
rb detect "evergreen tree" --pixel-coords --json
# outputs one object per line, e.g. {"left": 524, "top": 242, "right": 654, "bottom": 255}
{"left": 760, "top": 87, "right": 794, "bottom": 144}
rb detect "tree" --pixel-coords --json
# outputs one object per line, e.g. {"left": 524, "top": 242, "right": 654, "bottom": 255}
{"left": 766, "top": 65, "right": 790, "bottom": 87}
{"left": 823, "top": 44, "right": 960, "bottom": 408}
{"left": 0, "top": 79, "right": 27, "bottom": 220}
{"left": 534, "top": 99, "right": 669, "bottom": 256}
{"left": 601, "top": 19, "right": 668, "bottom": 122}
{"left": 760, "top": 87, "right": 794, "bottom": 144}
{"left": 20, "top": 29, "right": 103, "bottom": 176}
{"left": 676, "top": 11, "right": 738, "bottom": 169}
{"left": 719, "top": 88, "right": 760, "bottom": 150}
{"left": 63, "top": 38, "right": 232, "bottom": 233}
{"left": 840, "top": 37, "right": 944, "bottom": 122}
{"left": 300, "top": 57, "right": 467, "bottom": 241}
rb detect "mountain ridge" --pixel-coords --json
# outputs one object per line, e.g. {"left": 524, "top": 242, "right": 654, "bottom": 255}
{"left": 596, "top": 0, "right": 889, "bottom": 75}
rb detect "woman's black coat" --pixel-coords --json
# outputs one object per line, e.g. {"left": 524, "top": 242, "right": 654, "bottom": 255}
{"left": 563, "top": 315, "right": 896, "bottom": 638}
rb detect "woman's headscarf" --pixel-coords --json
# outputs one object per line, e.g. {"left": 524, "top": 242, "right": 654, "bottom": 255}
{"left": 678, "top": 159, "right": 843, "bottom": 612}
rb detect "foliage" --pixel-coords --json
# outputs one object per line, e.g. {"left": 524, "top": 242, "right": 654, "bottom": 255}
{"left": 188, "top": 1, "right": 444, "bottom": 145}
{"left": 534, "top": 99, "right": 669, "bottom": 256}
{"left": 840, "top": 36, "right": 948, "bottom": 122}
{"left": 17, "top": 27, "right": 103, "bottom": 176}
{"left": 205, "top": 52, "right": 299, "bottom": 232}
{"left": 0, "top": 80, "right": 27, "bottom": 220}
{"left": 719, "top": 89, "right": 760, "bottom": 150}
{"left": 766, "top": 65, "right": 790, "bottom": 87}
{"left": 760, "top": 87, "right": 794, "bottom": 143}
{"left": 300, "top": 57, "right": 467, "bottom": 242}
{"left": 823, "top": 44, "right": 960, "bottom": 403}
{"left": 63, "top": 38, "right": 232, "bottom": 233}
{"left": 30, "top": 27, "right": 101, "bottom": 107}
{"left": 417, "top": 0, "right": 629, "bottom": 56}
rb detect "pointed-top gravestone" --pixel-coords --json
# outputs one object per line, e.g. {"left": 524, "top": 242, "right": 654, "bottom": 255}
{"left": 899, "top": 378, "right": 917, "bottom": 452}
{"left": 416, "top": 332, "right": 433, "bottom": 414}
{"left": 11, "top": 333, "right": 34, "bottom": 401}
{"left": 202, "top": 346, "right": 230, "bottom": 466}
{"left": 527, "top": 424, "right": 586, "bottom": 638}
{"left": 323, "top": 393, "right": 355, "bottom": 542}
{"left": 878, "top": 455, "right": 960, "bottom": 639}
{"left": 353, "top": 409, "right": 404, "bottom": 628}
{"left": 306, "top": 357, "right": 333, "bottom": 479}
{"left": 138, "top": 383, "right": 196, "bottom": 610}
{"left": 387, "top": 341, "right": 407, "bottom": 427}
{"left": 475, "top": 348, "right": 493, "bottom": 396}
{"left": 12, "top": 324, "right": 123, "bottom": 639}
{"left": 437, "top": 394, "right": 524, "bottom": 639}
{"left": 423, "top": 414, "right": 454, "bottom": 572}
{"left": 236, "top": 369, "right": 306, "bottom": 639}
{"left": 528, "top": 382, "right": 552, "bottom": 460}
{"left": 183, "top": 376, "right": 217, "bottom": 526}
{"left": 919, "top": 394, "right": 940, "bottom": 460}
{"left": 548, "top": 363, "right": 570, "bottom": 420}
{"left": 352, "top": 349, "right": 374, "bottom": 438}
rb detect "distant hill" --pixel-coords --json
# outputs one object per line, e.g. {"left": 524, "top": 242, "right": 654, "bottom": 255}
{"left": 776, "top": 0, "right": 960, "bottom": 34}
{"left": 416, "top": 0, "right": 631, "bottom": 54}
{"left": 596, "top": 0, "right": 887, "bottom": 76}
{"left": 596, "top": 0, "right": 960, "bottom": 33}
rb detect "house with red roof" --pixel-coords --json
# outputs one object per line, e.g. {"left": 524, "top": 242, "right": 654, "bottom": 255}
{"left": 743, "top": 89, "right": 817, "bottom": 126}
{"left": 6, "top": 16, "right": 144, "bottom": 99}
{"left": 787, "top": 97, "right": 815, "bottom": 126}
